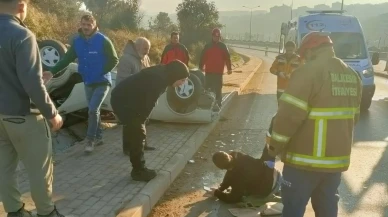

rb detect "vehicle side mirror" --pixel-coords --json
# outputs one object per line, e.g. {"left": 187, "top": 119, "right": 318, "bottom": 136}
{"left": 372, "top": 52, "right": 380, "bottom": 65}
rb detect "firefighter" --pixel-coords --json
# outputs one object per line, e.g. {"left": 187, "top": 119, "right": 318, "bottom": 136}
{"left": 199, "top": 28, "right": 232, "bottom": 111}
{"left": 267, "top": 31, "right": 362, "bottom": 217}
{"left": 269, "top": 41, "right": 302, "bottom": 101}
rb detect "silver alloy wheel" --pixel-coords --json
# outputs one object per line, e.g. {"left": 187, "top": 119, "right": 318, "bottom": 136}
{"left": 40, "top": 46, "right": 61, "bottom": 67}
{"left": 175, "top": 78, "right": 194, "bottom": 99}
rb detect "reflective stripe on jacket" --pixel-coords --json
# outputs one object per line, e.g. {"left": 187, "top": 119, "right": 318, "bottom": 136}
{"left": 268, "top": 46, "right": 362, "bottom": 172}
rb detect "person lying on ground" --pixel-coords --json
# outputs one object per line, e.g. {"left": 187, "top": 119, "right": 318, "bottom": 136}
{"left": 212, "top": 150, "right": 282, "bottom": 204}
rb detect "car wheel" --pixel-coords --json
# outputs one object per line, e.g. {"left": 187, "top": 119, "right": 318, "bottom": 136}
{"left": 190, "top": 69, "right": 205, "bottom": 85}
{"left": 166, "top": 73, "right": 203, "bottom": 114}
{"left": 38, "top": 39, "right": 67, "bottom": 71}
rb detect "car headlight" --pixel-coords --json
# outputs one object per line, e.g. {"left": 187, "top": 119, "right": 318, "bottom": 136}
{"left": 362, "top": 68, "right": 374, "bottom": 78}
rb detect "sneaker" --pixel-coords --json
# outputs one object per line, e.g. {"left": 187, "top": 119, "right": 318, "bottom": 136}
{"left": 131, "top": 168, "right": 157, "bottom": 182}
{"left": 37, "top": 206, "right": 64, "bottom": 217}
{"left": 84, "top": 140, "right": 95, "bottom": 153}
{"left": 7, "top": 204, "right": 34, "bottom": 217}
{"left": 95, "top": 138, "right": 104, "bottom": 146}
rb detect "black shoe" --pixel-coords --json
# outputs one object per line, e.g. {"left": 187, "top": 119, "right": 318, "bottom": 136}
{"left": 37, "top": 206, "right": 64, "bottom": 217}
{"left": 7, "top": 204, "right": 33, "bottom": 217}
{"left": 131, "top": 168, "right": 157, "bottom": 182}
{"left": 144, "top": 145, "right": 156, "bottom": 151}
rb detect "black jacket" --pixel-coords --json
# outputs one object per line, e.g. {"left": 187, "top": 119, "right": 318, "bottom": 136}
{"left": 215, "top": 151, "right": 276, "bottom": 203}
{"left": 111, "top": 65, "right": 172, "bottom": 122}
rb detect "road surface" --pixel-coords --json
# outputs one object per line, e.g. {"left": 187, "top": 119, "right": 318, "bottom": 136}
{"left": 149, "top": 48, "right": 388, "bottom": 217}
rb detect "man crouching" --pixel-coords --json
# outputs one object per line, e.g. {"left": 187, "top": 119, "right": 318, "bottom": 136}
{"left": 111, "top": 60, "right": 189, "bottom": 182}
{"left": 212, "top": 150, "right": 282, "bottom": 203}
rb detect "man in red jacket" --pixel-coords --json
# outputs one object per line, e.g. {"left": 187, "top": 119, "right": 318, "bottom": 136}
{"left": 161, "top": 32, "right": 190, "bottom": 65}
{"left": 199, "top": 28, "right": 232, "bottom": 111}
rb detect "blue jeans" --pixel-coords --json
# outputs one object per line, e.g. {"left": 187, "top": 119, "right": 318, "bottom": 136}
{"left": 281, "top": 165, "right": 341, "bottom": 217}
{"left": 84, "top": 85, "right": 110, "bottom": 141}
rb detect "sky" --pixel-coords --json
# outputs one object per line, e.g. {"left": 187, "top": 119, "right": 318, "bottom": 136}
{"left": 139, "top": 0, "right": 387, "bottom": 14}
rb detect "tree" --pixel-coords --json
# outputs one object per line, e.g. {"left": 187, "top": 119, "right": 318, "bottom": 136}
{"left": 176, "top": 0, "right": 222, "bottom": 46}
{"left": 149, "top": 12, "right": 178, "bottom": 38}
{"left": 30, "top": 0, "right": 81, "bottom": 20}
{"left": 83, "top": 0, "right": 141, "bottom": 30}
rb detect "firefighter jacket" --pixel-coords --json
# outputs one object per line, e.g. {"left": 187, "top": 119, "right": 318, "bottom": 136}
{"left": 268, "top": 46, "right": 362, "bottom": 173}
{"left": 270, "top": 53, "right": 302, "bottom": 92}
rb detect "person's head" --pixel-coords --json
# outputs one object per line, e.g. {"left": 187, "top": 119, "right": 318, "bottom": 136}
{"left": 0, "top": 0, "right": 29, "bottom": 21}
{"left": 134, "top": 37, "right": 151, "bottom": 58}
{"left": 212, "top": 28, "right": 221, "bottom": 43}
{"left": 299, "top": 31, "right": 333, "bottom": 61}
{"left": 170, "top": 32, "right": 179, "bottom": 44}
{"left": 285, "top": 41, "right": 296, "bottom": 55}
{"left": 212, "top": 151, "right": 233, "bottom": 170}
{"left": 165, "top": 60, "right": 189, "bottom": 87}
{"left": 80, "top": 14, "right": 97, "bottom": 37}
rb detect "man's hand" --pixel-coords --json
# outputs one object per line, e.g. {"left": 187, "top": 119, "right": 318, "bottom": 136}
{"left": 227, "top": 69, "right": 232, "bottom": 75}
{"left": 49, "top": 114, "right": 63, "bottom": 131}
{"left": 278, "top": 71, "right": 287, "bottom": 79}
{"left": 42, "top": 71, "right": 53, "bottom": 84}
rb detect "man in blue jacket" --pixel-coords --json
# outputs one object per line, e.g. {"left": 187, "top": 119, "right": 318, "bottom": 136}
{"left": 44, "top": 14, "right": 119, "bottom": 154}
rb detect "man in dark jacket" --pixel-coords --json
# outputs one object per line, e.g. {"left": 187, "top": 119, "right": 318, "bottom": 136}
{"left": 161, "top": 32, "right": 190, "bottom": 65}
{"left": 43, "top": 14, "right": 119, "bottom": 154}
{"left": 111, "top": 60, "right": 189, "bottom": 181}
{"left": 212, "top": 151, "right": 281, "bottom": 203}
{"left": 199, "top": 28, "right": 232, "bottom": 111}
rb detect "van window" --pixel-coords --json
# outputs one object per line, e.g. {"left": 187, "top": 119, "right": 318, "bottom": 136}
{"left": 300, "top": 32, "right": 367, "bottom": 59}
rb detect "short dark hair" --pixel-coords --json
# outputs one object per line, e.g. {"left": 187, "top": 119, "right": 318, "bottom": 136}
{"left": 212, "top": 151, "right": 231, "bottom": 169}
{"left": 285, "top": 41, "right": 296, "bottom": 48}
{"left": 81, "top": 14, "right": 96, "bottom": 23}
{"left": 171, "top": 32, "right": 179, "bottom": 37}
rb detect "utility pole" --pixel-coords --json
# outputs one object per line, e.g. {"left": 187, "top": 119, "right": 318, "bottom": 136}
{"left": 291, "top": 0, "right": 293, "bottom": 19}
{"left": 341, "top": 0, "right": 344, "bottom": 10}
{"left": 243, "top": 5, "right": 260, "bottom": 47}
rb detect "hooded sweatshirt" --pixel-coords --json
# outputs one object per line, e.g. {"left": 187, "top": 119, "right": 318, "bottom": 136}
{"left": 116, "top": 40, "right": 151, "bottom": 85}
{"left": 111, "top": 60, "right": 189, "bottom": 121}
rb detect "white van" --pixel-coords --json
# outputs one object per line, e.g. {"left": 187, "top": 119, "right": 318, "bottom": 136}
{"left": 279, "top": 10, "right": 379, "bottom": 111}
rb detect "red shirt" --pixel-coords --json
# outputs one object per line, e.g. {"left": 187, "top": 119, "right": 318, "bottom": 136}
{"left": 161, "top": 43, "right": 189, "bottom": 65}
{"left": 199, "top": 41, "right": 232, "bottom": 74}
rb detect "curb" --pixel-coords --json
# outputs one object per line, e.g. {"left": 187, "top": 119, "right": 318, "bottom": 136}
{"left": 116, "top": 56, "right": 263, "bottom": 217}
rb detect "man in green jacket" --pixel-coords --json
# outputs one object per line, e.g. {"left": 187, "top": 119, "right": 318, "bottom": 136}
{"left": 44, "top": 14, "right": 119, "bottom": 154}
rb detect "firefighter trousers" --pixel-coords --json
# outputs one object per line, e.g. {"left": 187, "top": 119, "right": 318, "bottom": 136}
{"left": 281, "top": 165, "right": 341, "bottom": 217}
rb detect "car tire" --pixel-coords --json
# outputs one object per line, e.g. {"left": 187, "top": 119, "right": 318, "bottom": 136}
{"left": 360, "top": 98, "right": 372, "bottom": 112}
{"left": 190, "top": 69, "right": 205, "bottom": 85}
{"left": 167, "top": 73, "right": 202, "bottom": 105}
{"left": 38, "top": 39, "right": 67, "bottom": 71}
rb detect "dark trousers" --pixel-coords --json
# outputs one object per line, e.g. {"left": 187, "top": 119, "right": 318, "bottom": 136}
{"left": 205, "top": 73, "right": 223, "bottom": 107}
{"left": 122, "top": 119, "right": 146, "bottom": 170}
{"left": 281, "top": 165, "right": 341, "bottom": 217}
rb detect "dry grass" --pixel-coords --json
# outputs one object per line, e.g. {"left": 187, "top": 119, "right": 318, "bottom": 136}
{"left": 25, "top": 4, "right": 240, "bottom": 65}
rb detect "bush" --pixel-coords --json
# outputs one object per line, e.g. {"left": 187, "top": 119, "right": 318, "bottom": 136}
{"left": 25, "top": 4, "right": 239, "bottom": 66}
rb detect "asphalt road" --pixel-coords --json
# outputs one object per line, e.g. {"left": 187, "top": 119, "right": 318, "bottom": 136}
{"left": 149, "top": 48, "right": 388, "bottom": 217}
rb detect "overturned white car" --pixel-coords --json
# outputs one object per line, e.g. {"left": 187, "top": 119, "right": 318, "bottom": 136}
{"left": 38, "top": 39, "right": 220, "bottom": 127}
